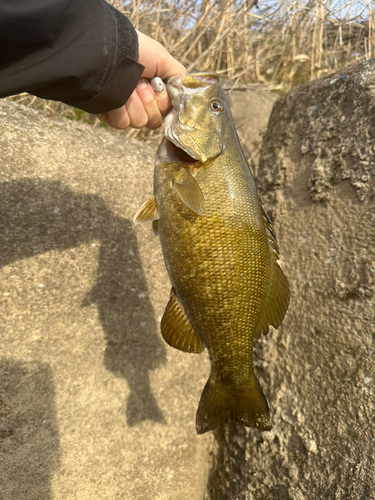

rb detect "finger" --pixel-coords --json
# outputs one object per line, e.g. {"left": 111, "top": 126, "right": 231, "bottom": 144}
{"left": 125, "top": 90, "right": 149, "bottom": 129}
{"left": 95, "top": 107, "right": 130, "bottom": 129}
{"left": 151, "top": 79, "right": 170, "bottom": 116}
{"left": 136, "top": 30, "right": 186, "bottom": 81}
{"left": 157, "top": 48, "right": 187, "bottom": 81}
{"left": 106, "top": 106, "right": 130, "bottom": 129}
{"left": 95, "top": 112, "right": 110, "bottom": 126}
{"left": 135, "top": 79, "right": 163, "bottom": 130}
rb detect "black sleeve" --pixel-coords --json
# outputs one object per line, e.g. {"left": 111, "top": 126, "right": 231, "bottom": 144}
{"left": 0, "top": 0, "right": 144, "bottom": 113}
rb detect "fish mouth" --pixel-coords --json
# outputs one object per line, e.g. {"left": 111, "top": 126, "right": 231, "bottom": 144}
{"left": 162, "top": 78, "right": 198, "bottom": 163}
{"left": 157, "top": 136, "right": 199, "bottom": 166}
{"left": 162, "top": 73, "right": 219, "bottom": 164}
{"left": 165, "top": 73, "right": 217, "bottom": 110}
{"left": 165, "top": 74, "right": 186, "bottom": 109}
{"left": 162, "top": 108, "right": 196, "bottom": 162}
{"left": 163, "top": 75, "right": 203, "bottom": 162}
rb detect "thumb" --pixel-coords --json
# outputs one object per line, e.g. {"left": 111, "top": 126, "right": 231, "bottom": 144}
{"left": 136, "top": 30, "right": 186, "bottom": 80}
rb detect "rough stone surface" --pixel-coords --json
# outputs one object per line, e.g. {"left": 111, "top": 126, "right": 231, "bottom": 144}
{"left": 0, "top": 101, "right": 213, "bottom": 500}
{"left": 227, "top": 90, "right": 277, "bottom": 176}
{"left": 207, "top": 60, "right": 375, "bottom": 499}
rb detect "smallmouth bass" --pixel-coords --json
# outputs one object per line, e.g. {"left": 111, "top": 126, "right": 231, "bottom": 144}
{"left": 135, "top": 72, "right": 290, "bottom": 434}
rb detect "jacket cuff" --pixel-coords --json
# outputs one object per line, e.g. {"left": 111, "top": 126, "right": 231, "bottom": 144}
{"left": 71, "top": 56, "right": 144, "bottom": 114}
{"left": 70, "top": 5, "right": 144, "bottom": 114}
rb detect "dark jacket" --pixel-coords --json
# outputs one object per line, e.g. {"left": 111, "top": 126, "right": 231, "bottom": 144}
{"left": 0, "top": 0, "right": 144, "bottom": 113}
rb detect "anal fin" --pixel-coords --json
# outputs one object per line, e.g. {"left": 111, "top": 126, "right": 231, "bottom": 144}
{"left": 161, "top": 288, "right": 205, "bottom": 353}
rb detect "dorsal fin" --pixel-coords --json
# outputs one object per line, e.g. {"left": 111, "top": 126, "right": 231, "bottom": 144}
{"left": 161, "top": 288, "right": 205, "bottom": 353}
{"left": 254, "top": 261, "right": 290, "bottom": 338}
{"left": 258, "top": 194, "right": 279, "bottom": 257}
{"left": 254, "top": 194, "right": 290, "bottom": 338}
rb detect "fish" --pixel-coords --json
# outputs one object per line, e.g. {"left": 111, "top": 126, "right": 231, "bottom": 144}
{"left": 134, "top": 72, "right": 290, "bottom": 434}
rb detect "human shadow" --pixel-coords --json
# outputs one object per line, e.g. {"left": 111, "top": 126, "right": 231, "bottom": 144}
{"left": 82, "top": 213, "right": 166, "bottom": 425}
{"left": 0, "top": 178, "right": 166, "bottom": 426}
{"left": 0, "top": 358, "right": 59, "bottom": 500}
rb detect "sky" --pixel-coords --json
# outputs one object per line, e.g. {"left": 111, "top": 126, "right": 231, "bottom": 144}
{"left": 262, "top": 0, "right": 373, "bottom": 21}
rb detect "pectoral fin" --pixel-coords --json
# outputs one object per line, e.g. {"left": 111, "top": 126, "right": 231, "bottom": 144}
{"left": 161, "top": 288, "right": 205, "bottom": 353}
{"left": 174, "top": 170, "right": 205, "bottom": 215}
{"left": 178, "top": 132, "right": 223, "bottom": 163}
{"left": 133, "top": 196, "right": 158, "bottom": 224}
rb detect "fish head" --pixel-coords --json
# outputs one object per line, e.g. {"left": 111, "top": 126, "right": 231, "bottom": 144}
{"left": 162, "top": 72, "right": 229, "bottom": 164}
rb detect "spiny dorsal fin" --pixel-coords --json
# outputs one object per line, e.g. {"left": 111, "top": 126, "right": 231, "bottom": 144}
{"left": 161, "top": 288, "right": 205, "bottom": 353}
{"left": 133, "top": 196, "right": 158, "bottom": 224}
{"left": 258, "top": 194, "right": 279, "bottom": 258}
{"left": 174, "top": 170, "right": 205, "bottom": 215}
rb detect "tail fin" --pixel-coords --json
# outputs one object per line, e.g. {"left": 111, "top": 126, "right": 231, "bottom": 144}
{"left": 195, "top": 373, "right": 272, "bottom": 434}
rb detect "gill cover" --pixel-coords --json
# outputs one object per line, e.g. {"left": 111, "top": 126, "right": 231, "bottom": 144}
{"left": 165, "top": 72, "right": 225, "bottom": 164}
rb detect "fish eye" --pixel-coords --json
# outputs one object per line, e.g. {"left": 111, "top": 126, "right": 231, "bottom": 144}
{"left": 211, "top": 100, "right": 223, "bottom": 112}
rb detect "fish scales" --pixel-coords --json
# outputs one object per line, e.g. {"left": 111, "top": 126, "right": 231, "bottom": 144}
{"left": 134, "top": 72, "right": 290, "bottom": 434}
{"left": 156, "top": 155, "right": 268, "bottom": 380}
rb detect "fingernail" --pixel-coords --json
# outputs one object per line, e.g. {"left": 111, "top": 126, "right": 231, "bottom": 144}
{"left": 137, "top": 78, "right": 149, "bottom": 90}
{"left": 151, "top": 77, "right": 165, "bottom": 93}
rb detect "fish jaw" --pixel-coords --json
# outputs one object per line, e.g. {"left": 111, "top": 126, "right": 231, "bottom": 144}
{"left": 165, "top": 72, "right": 219, "bottom": 104}
{"left": 162, "top": 116, "right": 200, "bottom": 162}
{"left": 165, "top": 74, "right": 184, "bottom": 106}
{"left": 165, "top": 72, "right": 220, "bottom": 118}
{"left": 163, "top": 75, "right": 202, "bottom": 160}
{"left": 156, "top": 136, "right": 200, "bottom": 166}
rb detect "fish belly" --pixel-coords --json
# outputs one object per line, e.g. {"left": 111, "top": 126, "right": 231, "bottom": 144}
{"left": 158, "top": 162, "right": 270, "bottom": 385}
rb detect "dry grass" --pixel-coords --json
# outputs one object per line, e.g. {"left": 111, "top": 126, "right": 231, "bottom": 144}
{"left": 119, "top": 0, "right": 374, "bottom": 88}
{"left": 6, "top": 0, "right": 375, "bottom": 136}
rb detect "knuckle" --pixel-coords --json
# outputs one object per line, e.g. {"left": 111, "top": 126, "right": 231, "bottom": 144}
{"left": 147, "top": 116, "right": 162, "bottom": 130}
{"left": 131, "top": 113, "right": 148, "bottom": 129}
{"left": 119, "top": 114, "right": 131, "bottom": 129}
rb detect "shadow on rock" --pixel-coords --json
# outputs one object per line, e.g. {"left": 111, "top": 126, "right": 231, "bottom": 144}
{"left": 0, "top": 359, "right": 59, "bottom": 500}
{"left": 206, "top": 423, "right": 249, "bottom": 500}
{"left": 0, "top": 178, "right": 166, "bottom": 426}
{"left": 83, "top": 217, "right": 166, "bottom": 425}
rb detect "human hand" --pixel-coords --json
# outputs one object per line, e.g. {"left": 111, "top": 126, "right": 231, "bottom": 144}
{"left": 96, "top": 30, "right": 186, "bottom": 130}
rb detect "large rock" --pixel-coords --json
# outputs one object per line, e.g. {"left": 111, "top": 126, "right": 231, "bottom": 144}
{"left": 207, "top": 60, "right": 375, "bottom": 499}
{"left": 0, "top": 101, "right": 212, "bottom": 500}
{"left": 227, "top": 89, "right": 277, "bottom": 176}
